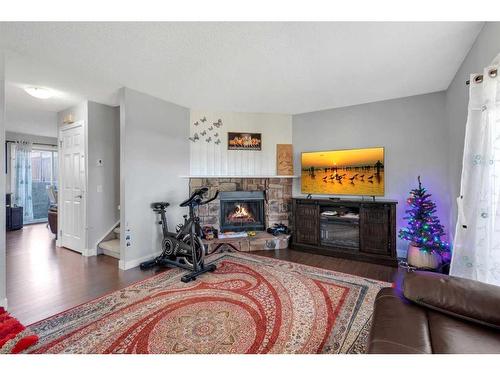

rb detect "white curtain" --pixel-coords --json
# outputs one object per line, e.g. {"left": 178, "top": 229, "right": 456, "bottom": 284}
{"left": 451, "top": 54, "right": 500, "bottom": 286}
{"left": 13, "top": 141, "right": 34, "bottom": 222}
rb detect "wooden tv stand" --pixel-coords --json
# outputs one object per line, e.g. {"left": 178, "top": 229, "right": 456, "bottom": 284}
{"left": 291, "top": 198, "right": 398, "bottom": 266}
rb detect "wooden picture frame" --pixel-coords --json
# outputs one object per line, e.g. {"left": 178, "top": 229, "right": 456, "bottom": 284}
{"left": 276, "top": 144, "right": 293, "bottom": 175}
{"left": 227, "top": 132, "right": 262, "bottom": 151}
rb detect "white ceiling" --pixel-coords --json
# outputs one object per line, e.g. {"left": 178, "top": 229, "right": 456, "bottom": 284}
{"left": 0, "top": 22, "right": 484, "bottom": 114}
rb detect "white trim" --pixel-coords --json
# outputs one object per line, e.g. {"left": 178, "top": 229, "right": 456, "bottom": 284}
{"left": 32, "top": 144, "right": 57, "bottom": 152}
{"left": 118, "top": 251, "right": 162, "bottom": 270}
{"left": 0, "top": 297, "right": 7, "bottom": 309}
{"left": 94, "top": 220, "right": 120, "bottom": 255}
{"left": 82, "top": 247, "right": 97, "bottom": 257}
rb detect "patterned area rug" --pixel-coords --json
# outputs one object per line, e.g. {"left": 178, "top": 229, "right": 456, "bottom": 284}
{"left": 28, "top": 253, "right": 389, "bottom": 354}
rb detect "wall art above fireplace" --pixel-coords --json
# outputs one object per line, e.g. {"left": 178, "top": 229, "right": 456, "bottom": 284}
{"left": 228, "top": 132, "right": 262, "bottom": 151}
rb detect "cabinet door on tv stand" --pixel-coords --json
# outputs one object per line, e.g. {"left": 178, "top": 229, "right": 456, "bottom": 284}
{"left": 359, "top": 204, "right": 391, "bottom": 256}
{"left": 294, "top": 202, "right": 319, "bottom": 245}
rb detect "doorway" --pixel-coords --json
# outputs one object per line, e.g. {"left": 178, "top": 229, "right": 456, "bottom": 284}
{"left": 28, "top": 146, "right": 58, "bottom": 223}
{"left": 7, "top": 140, "right": 58, "bottom": 226}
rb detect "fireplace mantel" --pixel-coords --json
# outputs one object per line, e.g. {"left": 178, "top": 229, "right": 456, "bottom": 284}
{"left": 181, "top": 175, "right": 299, "bottom": 178}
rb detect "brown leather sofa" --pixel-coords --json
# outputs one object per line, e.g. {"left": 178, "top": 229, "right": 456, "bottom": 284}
{"left": 368, "top": 271, "right": 500, "bottom": 354}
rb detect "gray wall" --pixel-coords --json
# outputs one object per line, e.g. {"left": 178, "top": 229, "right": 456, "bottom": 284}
{"left": 119, "top": 88, "right": 189, "bottom": 269}
{"left": 0, "top": 52, "right": 6, "bottom": 307}
{"left": 293, "top": 92, "right": 449, "bottom": 256}
{"left": 87, "top": 102, "right": 120, "bottom": 250}
{"left": 6, "top": 108, "right": 58, "bottom": 138}
{"left": 445, "top": 22, "right": 500, "bottom": 238}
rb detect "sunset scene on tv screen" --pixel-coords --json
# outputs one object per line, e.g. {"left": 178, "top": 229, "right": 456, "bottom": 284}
{"left": 301, "top": 147, "right": 385, "bottom": 196}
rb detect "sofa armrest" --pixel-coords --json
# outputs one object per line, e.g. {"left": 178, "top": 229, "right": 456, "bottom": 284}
{"left": 403, "top": 271, "right": 500, "bottom": 329}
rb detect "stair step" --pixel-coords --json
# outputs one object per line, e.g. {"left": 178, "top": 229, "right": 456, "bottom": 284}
{"left": 113, "top": 226, "right": 121, "bottom": 239}
{"left": 99, "top": 239, "right": 120, "bottom": 258}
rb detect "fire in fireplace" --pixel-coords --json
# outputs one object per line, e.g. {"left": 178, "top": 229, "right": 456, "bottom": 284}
{"left": 219, "top": 191, "right": 265, "bottom": 232}
{"left": 227, "top": 204, "right": 256, "bottom": 222}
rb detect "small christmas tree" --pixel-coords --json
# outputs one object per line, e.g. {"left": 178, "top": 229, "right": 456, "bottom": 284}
{"left": 399, "top": 176, "right": 450, "bottom": 253}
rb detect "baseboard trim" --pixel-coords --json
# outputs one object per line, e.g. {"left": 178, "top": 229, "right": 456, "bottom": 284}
{"left": 0, "top": 297, "right": 7, "bottom": 309}
{"left": 119, "top": 251, "right": 161, "bottom": 270}
{"left": 83, "top": 247, "right": 98, "bottom": 257}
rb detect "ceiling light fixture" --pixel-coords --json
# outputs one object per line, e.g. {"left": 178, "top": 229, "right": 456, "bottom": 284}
{"left": 24, "top": 87, "right": 54, "bottom": 99}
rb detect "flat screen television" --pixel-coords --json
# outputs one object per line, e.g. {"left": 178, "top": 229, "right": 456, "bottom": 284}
{"left": 301, "top": 147, "right": 385, "bottom": 196}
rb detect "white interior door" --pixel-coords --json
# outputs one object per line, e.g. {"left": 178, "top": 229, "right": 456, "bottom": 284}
{"left": 59, "top": 122, "right": 86, "bottom": 253}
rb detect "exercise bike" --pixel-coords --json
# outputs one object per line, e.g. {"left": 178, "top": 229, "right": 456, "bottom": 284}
{"left": 139, "top": 187, "right": 218, "bottom": 282}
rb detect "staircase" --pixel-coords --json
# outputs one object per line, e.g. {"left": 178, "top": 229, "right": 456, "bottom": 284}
{"left": 99, "top": 225, "right": 120, "bottom": 259}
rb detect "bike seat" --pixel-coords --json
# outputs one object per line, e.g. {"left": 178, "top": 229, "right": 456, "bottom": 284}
{"left": 180, "top": 188, "right": 208, "bottom": 207}
{"left": 151, "top": 202, "right": 170, "bottom": 210}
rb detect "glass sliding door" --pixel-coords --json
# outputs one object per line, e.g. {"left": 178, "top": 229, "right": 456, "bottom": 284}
{"left": 28, "top": 147, "right": 58, "bottom": 224}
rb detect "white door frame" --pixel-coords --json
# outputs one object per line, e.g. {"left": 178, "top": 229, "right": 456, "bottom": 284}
{"left": 57, "top": 120, "right": 89, "bottom": 255}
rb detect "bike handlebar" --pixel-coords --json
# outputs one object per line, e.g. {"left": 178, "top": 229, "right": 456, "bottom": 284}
{"left": 200, "top": 190, "right": 219, "bottom": 205}
{"left": 180, "top": 188, "right": 218, "bottom": 208}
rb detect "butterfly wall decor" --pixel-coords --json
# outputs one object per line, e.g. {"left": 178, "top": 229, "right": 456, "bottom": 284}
{"left": 213, "top": 119, "right": 223, "bottom": 128}
{"left": 189, "top": 116, "right": 223, "bottom": 145}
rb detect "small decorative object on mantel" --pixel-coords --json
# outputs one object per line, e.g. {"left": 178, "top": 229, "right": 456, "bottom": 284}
{"left": 399, "top": 176, "right": 450, "bottom": 270}
{"left": 228, "top": 132, "right": 262, "bottom": 150}
{"left": 63, "top": 113, "right": 75, "bottom": 124}
{"left": 276, "top": 144, "right": 293, "bottom": 175}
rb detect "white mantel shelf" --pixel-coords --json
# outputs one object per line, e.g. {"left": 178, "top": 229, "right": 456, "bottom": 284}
{"left": 180, "top": 175, "right": 299, "bottom": 179}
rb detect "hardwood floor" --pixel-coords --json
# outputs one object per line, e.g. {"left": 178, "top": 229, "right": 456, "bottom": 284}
{"left": 6, "top": 223, "right": 162, "bottom": 325}
{"left": 252, "top": 248, "right": 398, "bottom": 283}
{"left": 7, "top": 224, "right": 397, "bottom": 326}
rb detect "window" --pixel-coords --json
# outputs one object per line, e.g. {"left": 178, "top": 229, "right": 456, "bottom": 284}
{"left": 28, "top": 147, "right": 58, "bottom": 223}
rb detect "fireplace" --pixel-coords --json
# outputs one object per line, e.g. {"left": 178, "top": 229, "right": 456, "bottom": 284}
{"left": 219, "top": 191, "right": 265, "bottom": 232}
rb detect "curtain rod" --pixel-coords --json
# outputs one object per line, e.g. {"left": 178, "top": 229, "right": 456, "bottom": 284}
{"left": 466, "top": 68, "right": 498, "bottom": 85}
{"left": 5, "top": 140, "right": 57, "bottom": 147}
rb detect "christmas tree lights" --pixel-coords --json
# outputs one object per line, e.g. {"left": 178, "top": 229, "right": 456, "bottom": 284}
{"left": 399, "top": 176, "right": 450, "bottom": 253}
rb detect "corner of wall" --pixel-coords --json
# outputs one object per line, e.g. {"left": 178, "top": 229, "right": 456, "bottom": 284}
{"left": 0, "top": 50, "right": 6, "bottom": 306}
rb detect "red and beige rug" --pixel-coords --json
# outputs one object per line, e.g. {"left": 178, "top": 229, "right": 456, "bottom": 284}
{"left": 0, "top": 307, "right": 38, "bottom": 353}
{"left": 27, "top": 253, "right": 389, "bottom": 354}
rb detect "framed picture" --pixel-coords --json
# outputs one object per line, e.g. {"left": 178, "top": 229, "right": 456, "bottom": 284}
{"left": 228, "top": 132, "right": 262, "bottom": 150}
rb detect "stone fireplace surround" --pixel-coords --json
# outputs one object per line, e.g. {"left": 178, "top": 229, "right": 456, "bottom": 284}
{"left": 189, "top": 178, "right": 293, "bottom": 232}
